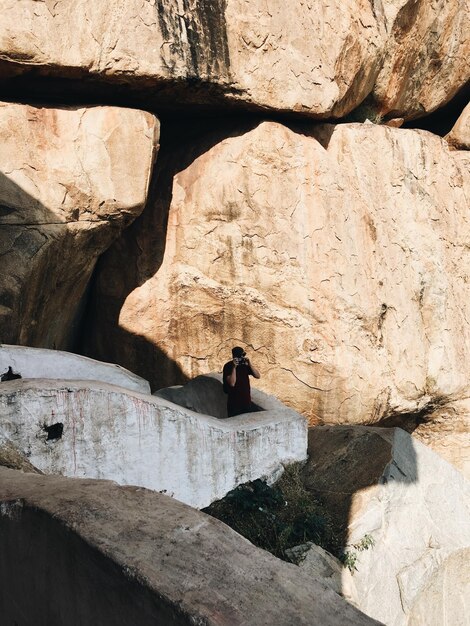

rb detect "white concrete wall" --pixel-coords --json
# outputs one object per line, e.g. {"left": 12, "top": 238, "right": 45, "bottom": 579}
{"left": 0, "top": 379, "right": 307, "bottom": 508}
{"left": 154, "top": 373, "right": 284, "bottom": 419}
{"left": 0, "top": 345, "right": 150, "bottom": 394}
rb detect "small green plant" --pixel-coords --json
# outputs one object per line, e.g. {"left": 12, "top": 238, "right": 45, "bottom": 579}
{"left": 340, "top": 534, "right": 376, "bottom": 573}
{"left": 341, "top": 551, "right": 359, "bottom": 573}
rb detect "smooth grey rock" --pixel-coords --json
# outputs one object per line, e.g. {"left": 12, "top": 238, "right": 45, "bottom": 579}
{"left": 0, "top": 468, "right": 382, "bottom": 626}
{"left": 304, "top": 425, "right": 470, "bottom": 626}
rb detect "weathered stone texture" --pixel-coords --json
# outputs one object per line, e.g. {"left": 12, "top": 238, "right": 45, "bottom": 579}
{"left": 87, "top": 122, "right": 470, "bottom": 446}
{"left": 0, "top": 468, "right": 381, "bottom": 626}
{"left": 0, "top": 0, "right": 383, "bottom": 117}
{"left": 0, "top": 377, "right": 307, "bottom": 508}
{"left": 446, "top": 101, "right": 470, "bottom": 149}
{"left": 303, "top": 426, "right": 470, "bottom": 626}
{"left": 224, "top": 0, "right": 384, "bottom": 117}
{"left": 0, "top": 1, "right": 467, "bottom": 120}
{"left": 0, "top": 102, "right": 159, "bottom": 348}
{"left": 372, "top": 0, "right": 470, "bottom": 119}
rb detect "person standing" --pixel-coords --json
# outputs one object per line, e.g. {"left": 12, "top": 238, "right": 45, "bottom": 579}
{"left": 223, "top": 346, "right": 261, "bottom": 417}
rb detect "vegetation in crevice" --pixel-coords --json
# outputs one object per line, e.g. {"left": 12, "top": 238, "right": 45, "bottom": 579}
{"left": 339, "top": 534, "right": 376, "bottom": 573}
{"left": 203, "top": 462, "right": 342, "bottom": 564}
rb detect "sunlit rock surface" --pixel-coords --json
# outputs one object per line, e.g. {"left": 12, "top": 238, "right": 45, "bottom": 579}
{"left": 0, "top": 101, "right": 158, "bottom": 349}
{"left": 0, "top": 378, "right": 307, "bottom": 508}
{"left": 372, "top": 0, "right": 470, "bottom": 119}
{"left": 303, "top": 425, "right": 470, "bottom": 626}
{"left": 0, "top": 0, "right": 383, "bottom": 118}
{"left": 86, "top": 122, "right": 470, "bottom": 446}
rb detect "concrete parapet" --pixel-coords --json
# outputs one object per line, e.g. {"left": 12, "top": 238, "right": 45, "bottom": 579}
{"left": 0, "top": 344, "right": 150, "bottom": 394}
{"left": 0, "top": 377, "right": 307, "bottom": 508}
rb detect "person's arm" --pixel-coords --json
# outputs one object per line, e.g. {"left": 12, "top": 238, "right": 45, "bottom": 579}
{"left": 246, "top": 358, "right": 260, "bottom": 379}
{"left": 226, "top": 361, "right": 237, "bottom": 387}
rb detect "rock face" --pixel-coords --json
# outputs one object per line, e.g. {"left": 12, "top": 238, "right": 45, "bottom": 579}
{"left": 0, "top": 0, "right": 381, "bottom": 118}
{"left": 86, "top": 121, "right": 470, "bottom": 440}
{"left": 0, "top": 1, "right": 467, "bottom": 121}
{"left": 0, "top": 344, "right": 150, "bottom": 394}
{"left": 0, "top": 102, "right": 158, "bottom": 349}
{"left": 303, "top": 425, "right": 470, "bottom": 626}
{"left": 0, "top": 377, "right": 307, "bottom": 508}
{"left": 372, "top": 0, "right": 470, "bottom": 119}
{"left": 286, "top": 542, "right": 358, "bottom": 605}
{"left": 0, "top": 468, "right": 381, "bottom": 626}
{"left": 446, "top": 101, "right": 470, "bottom": 149}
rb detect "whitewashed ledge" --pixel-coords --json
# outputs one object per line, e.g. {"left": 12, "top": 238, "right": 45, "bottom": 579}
{"left": 0, "top": 378, "right": 307, "bottom": 509}
{"left": 154, "top": 373, "right": 293, "bottom": 420}
{"left": 0, "top": 345, "right": 150, "bottom": 394}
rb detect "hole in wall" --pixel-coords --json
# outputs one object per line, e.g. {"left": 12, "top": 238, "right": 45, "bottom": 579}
{"left": 44, "top": 423, "right": 63, "bottom": 441}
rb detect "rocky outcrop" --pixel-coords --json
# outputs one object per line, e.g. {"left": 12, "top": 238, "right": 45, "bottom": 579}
{"left": 0, "top": 344, "right": 150, "bottom": 394}
{"left": 86, "top": 121, "right": 470, "bottom": 439}
{"left": 446, "top": 101, "right": 470, "bottom": 149}
{"left": 286, "top": 542, "right": 358, "bottom": 605}
{"left": 303, "top": 425, "right": 470, "bottom": 626}
{"left": 0, "top": 468, "right": 380, "bottom": 626}
{"left": 372, "top": 0, "right": 470, "bottom": 120}
{"left": 0, "top": 432, "right": 41, "bottom": 473}
{"left": 0, "top": 1, "right": 467, "bottom": 121}
{"left": 0, "top": 0, "right": 383, "bottom": 118}
{"left": 0, "top": 102, "right": 158, "bottom": 349}
{"left": 0, "top": 377, "right": 307, "bottom": 508}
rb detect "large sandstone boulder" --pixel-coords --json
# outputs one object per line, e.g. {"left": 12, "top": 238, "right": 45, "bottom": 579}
{"left": 303, "top": 425, "right": 470, "bottom": 626}
{"left": 0, "top": 102, "right": 158, "bottom": 349}
{"left": 446, "top": 101, "right": 470, "bottom": 150}
{"left": 0, "top": 378, "right": 307, "bottom": 508}
{"left": 0, "top": 0, "right": 382, "bottom": 118}
{"left": 0, "top": 1, "right": 467, "bottom": 121}
{"left": 0, "top": 468, "right": 380, "bottom": 625}
{"left": 372, "top": 0, "right": 470, "bottom": 119}
{"left": 0, "top": 344, "right": 150, "bottom": 394}
{"left": 86, "top": 121, "right": 470, "bottom": 444}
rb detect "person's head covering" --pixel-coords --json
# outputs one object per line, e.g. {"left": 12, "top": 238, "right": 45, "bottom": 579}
{"left": 232, "top": 346, "right": 246, "bottom": 358}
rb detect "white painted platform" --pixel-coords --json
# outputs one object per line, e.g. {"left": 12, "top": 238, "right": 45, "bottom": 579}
{"left": 0, "top": 378, "right": 307, "bottom": 508}
{"left": 0, "top": 345, "right": 150, "bottom": 394}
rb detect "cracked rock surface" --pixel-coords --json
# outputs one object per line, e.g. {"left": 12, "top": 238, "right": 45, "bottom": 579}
{"left": 303, "top": 425, "right": 470, "bottom": 626}
{"left": 0, "top": 1, "right": 467, "bottom": 120}
{"left": 0, "top": 101, "right": 159, "bottom": 349}
{"left": 372, "top": 0, "right": 469, "bottom": 119}
{"left": 0, "top": 467, "right": 381, "bottom": 625}
{"left": 86, "top": 121, "right": 470, "bottom": 461}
